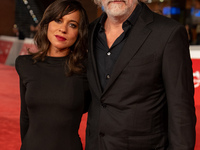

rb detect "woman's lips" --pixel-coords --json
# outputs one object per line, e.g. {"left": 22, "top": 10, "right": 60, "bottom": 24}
{"left": 55, "top": 35, "right": 66, "bottom": 41}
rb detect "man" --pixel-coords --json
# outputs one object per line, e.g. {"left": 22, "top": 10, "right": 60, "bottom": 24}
{"left": 86, "top": 0, "right": 196, "bottom": 149}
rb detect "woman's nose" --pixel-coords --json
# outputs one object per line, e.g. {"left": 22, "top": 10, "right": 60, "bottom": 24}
{"left": 59, "top": 25, "right": 67, "bottom": 34}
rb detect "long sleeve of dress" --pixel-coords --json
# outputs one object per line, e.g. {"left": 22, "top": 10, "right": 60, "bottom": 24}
{"left": 15, "top": 57, "right": 29, "bottom": 142}
{"left": 19, "top": 78, "right": 29, "bottom": 141}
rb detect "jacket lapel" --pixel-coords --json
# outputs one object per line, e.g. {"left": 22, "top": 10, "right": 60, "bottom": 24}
{"left": 88, "top": 18, "right": 103, "bottom": 97}
{"left": 102, "top": 4, "right": 154, "bottom": 96}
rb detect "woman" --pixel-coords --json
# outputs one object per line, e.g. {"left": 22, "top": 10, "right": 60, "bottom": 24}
{"left": 15, "top": 0, "right": 90, "bottom": 149}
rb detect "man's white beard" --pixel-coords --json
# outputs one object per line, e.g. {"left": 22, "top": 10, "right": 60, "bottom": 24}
{"left": 105, "top": 3, "right": 127, "bottom": 17}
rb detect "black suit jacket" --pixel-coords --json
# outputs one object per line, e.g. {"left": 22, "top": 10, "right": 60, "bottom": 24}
{"left": 86, "top": 2, "right": 196, "bottom": 150}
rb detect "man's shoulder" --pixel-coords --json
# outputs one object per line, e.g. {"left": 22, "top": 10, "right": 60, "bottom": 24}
{"left": 88, "top": 16, "right": 102, "bottom": 36}
{"left": 140, "top": 2, "right": 182, "bottom": 28}
{"left": 89, "top": 17, "right": 101, "bottom": 29}
{"left": 152, "top": 13, "right": 184, "bottom": 30}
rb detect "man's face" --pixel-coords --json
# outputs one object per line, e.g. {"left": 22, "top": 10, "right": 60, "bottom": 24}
{"left": 101, "top": 0, "right": 138, "bottom": 17}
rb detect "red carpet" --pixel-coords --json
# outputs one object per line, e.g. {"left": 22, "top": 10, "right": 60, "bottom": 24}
{"left": 0, "top": 63, "right": 199, "bottom": 150}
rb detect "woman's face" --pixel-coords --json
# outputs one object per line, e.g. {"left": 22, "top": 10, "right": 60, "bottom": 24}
{"left": 47, "top": 10, "right": 80, "bottom": 57}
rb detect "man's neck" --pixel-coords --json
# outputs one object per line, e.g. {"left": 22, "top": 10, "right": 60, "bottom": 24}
{"left": 104, "top": 16, "right": 123, "bottom": 31}
{"left": 106, "top": 14, "right": 127, "bottom": 26}
{"left": 104, "top": 16, "right": 124, "bottom": 48}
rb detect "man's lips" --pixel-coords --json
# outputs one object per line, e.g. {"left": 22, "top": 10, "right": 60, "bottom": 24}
{"left": 109, "top": 0, "right": 125, "bottom": 3}
{"left": 55, "top": 35, "right": 66, "bottom": 41}
{"left": 108, "top": 0, "right": 126, "bottom": 5}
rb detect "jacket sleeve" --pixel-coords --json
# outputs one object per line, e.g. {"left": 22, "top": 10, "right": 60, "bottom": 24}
{"left": 162, "top": 25, "right": 196, "bottom": 150}
{"left": 15, "top": 56, "right": 29, "bottom": 142}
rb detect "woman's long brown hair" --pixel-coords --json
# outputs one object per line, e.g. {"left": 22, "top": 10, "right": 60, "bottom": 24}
{"left": 31, "top": 0, "right": 89, "bottom": 76}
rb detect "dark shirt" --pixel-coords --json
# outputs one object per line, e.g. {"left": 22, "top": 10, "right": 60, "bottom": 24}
{"left": 94, "top": 3, "right": 142, "bottom": 91}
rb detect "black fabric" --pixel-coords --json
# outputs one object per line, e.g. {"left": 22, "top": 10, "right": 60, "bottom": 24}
{"left": 86, "top": 2, "right": 196, "bottom": 150}
{"left": 94, "top": 4, "right": 142, "bottom": 90}
{"left": 15, "top": 55, "right": 90, "bottom": 150}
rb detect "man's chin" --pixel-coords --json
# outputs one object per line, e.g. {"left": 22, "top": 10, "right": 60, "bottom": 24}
{"left": 106, "top": 9, "right": 126, "bottom": 17}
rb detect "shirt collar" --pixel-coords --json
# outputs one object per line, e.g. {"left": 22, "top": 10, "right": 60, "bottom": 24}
{"left": 99, "top": 13, "right": 107, "bottom": 32}
{"left": 126, "top": 2, "right": 142, "bottom": 26}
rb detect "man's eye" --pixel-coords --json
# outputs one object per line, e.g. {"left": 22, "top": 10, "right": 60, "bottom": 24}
{"left": 69, "top": 23, "right": 77, "bottom": 28}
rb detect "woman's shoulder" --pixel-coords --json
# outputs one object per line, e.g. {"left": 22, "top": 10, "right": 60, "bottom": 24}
{"left": 15, "top": 54, "right": 33, "bottom": 63}
{"left": 15, "top": 54, "right": 35, "bottom": 66}
{"left": 15, "top": 55, "right": 33, "bottom": 74}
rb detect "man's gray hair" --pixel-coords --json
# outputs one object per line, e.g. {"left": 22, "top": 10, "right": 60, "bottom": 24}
{"left": 93, "top": 0, "right": 141, "bottom": 7}
{"left": 93, "top": 0, "right": 102, "bottom": 6}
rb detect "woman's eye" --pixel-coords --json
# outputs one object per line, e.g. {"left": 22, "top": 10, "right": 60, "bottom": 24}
{"left": 54, "top": 19, "right": 62, "bottom": 23}
{"left": 69, "top": 23, "right": 77, "bottom": 28}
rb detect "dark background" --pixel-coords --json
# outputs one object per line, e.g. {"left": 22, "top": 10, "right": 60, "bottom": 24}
{"left": 0, "top": 0, "right": 98, "bottom": 37}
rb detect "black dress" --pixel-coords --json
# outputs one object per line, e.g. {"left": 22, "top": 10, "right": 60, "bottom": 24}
{"left": 15, "top": 55, "right": 90, "bottom": 150}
